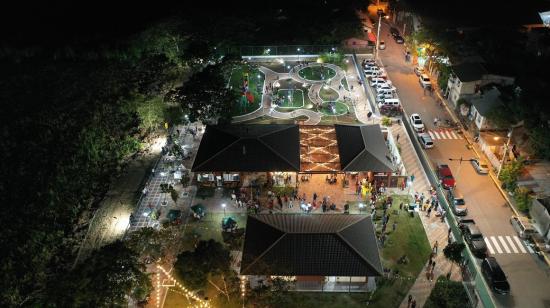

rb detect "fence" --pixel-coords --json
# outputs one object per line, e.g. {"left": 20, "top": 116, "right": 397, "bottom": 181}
{"left": 216, "top": 45, "right": 373, "bottom": 57}
{"left": 401, "top": 112, "right": 496, "bottom": 308}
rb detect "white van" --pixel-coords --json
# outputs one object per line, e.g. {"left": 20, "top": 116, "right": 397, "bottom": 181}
{"left": 378, "top": 98, "right": 400, "bottom": 107}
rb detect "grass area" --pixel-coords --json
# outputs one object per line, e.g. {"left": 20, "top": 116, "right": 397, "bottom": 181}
{"left": 318, "top": 101, "right": 348, "bottom": 116}
{"left": 229, "top": 64, "right": 264, "bottom": 116}
{"left": 276, "top": 89, "right": 305, "bottom": 108}
{"left": 318, "top": 87, "right": 339, "bottom": 101}
{"left": 366, "top": 194, "right": 432, "bottom": 308}
{"left": 298, "top": 65, "right": 336, "bottom": 81}
{"left": 341, "top": 77, "right": 349, "bottom": 91}
{"left": 181, "top": 212, "right": 248, "bottom": 251}
{"left": 425, "top": 276, "right": 471, "bottom": 308}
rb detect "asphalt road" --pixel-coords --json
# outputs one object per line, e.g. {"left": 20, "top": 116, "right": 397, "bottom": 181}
{"left": 367, "top": 17, "right": 550, "bottom": 308}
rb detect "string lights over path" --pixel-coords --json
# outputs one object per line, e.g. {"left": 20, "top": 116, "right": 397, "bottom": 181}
{"left": 155, "top": 264, "right": 211, "bottom": 308}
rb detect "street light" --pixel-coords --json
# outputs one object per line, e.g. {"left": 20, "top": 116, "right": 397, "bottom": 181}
{"left": 449, "top": 157, "right": 476, "bottom": 183}
{"left": 222, "top": 203, "right": 226, "bottom": 218}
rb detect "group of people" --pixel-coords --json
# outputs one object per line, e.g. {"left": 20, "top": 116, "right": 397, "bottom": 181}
{"left": 376, "top": 196, "right": 396, "bottom": 247}
{"left": 426, "top": 241, "right": 439, "bottom": 282}
{"left": 413, "top": 189, "right": 445, "bottom": 221}
{"left": 299, "top": 192, "right": 338, "bottom": 213}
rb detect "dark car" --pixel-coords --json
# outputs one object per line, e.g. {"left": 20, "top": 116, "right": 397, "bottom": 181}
{"left": 390, "top": 27, "right": 400, "bottom": 37}
{"left": 393, "top": 35, "right": 404, "bottom": 44}
{"left": 458, "top": 217, "right": 475, "bottom": 233}
{"left": 481, "top": 257, "right": 510, "bottom": 295}
{"left": 464, "top": 224, "right": 488, "bottom": 258}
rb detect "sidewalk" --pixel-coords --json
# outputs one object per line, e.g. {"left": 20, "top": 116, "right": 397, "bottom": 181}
{"left": 391, "top": 122, "right": 461, "bottom": 307}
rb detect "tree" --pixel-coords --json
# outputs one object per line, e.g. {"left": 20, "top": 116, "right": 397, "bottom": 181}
{"left": 443, "top": 242, "right": 465, "bottom": 278}
{"left": 170, "top": 63, "right": 239, "bottom": 123}
{"left": 513, "top": 187, "right": 533, "bottom": 213}
{"left": 50, "top": 240, "right": 151, "bottom": 307}
{"left": 174, "top": 240, "right": 231, "bottom": 290}
{"left": 499, "top": 159, "right": 524, "bottom": 191}
{"left": 424, "top": 276, "right": 471, "bottom": 308}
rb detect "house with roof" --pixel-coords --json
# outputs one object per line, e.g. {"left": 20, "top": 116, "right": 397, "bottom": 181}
{"left": 240, "top": 214, "right": 382, "bottom": 292}
{"left": 191, "top": 124, "right": 404, "bottom": 190}
{"left": 446, "top": 62, "right": 514, "bottom": 107}
{"left": 469, "top": 87, "right": 503, "bottom": 131}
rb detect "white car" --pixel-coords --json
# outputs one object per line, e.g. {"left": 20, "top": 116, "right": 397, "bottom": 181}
{"left": 418, "top": 133, "right": 434, "bottom": 148}
{"left": 471, "top": 159, "right": 489, "bottom": 174}
{"left": 414, "top": 66, "right": 424, "bottom": 76}
{"left": 369, "top": 78, "right": 386, "bottom": 86}
{"left": 419, "top": 74, "right": 431, "bottom": 88}
{"left": 379, "top": 41, "right": 386, "bottom": 50}
{"left": 410, "top": 113, "right": 425, "bottom": 132}
{"left": 375, "top": 82, "right": 396, "bottom": 93}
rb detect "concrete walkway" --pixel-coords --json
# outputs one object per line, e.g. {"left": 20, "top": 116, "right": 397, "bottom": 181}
{"left": 391, "top": 123, "right": 461, "bottom": 308}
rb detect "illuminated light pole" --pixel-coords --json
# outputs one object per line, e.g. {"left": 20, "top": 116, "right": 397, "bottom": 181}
{"left": 222, "top": 203, "right": 226, "bottom": 218}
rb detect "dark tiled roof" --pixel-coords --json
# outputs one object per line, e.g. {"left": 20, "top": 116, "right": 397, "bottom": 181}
{"left": 471, "top": 87, "right": 503, "bottom": 116}
{"left": 240, "top": 214, "right": 383, "bottom": 277}
{"left": 335, "top": 124, "right": 394, "bottom": 172}
{"left": 451, "top": 62, "right": 487, "bottom": 82}
{"left": 192, "top": 124, "right": 300, "bottom": 172}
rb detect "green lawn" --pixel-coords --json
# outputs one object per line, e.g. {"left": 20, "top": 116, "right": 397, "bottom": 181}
{"left": 276, "top": 89, "right": 305, "bottom": 108}
{"left": 298, "top": 65, "right": 336, "bottom": 81}
{"left": 181, "top": 212, "right": 248, "bottom": 251}
{"left": 367, "top": 194, "right": 432, "bottom": 307}
{"left": 318, "top": 86, "right": 339, "bottom": 101}
{"left": 318, "top": 101, "right": 348, "bottom": 116}
{"left": 341, "top": 77, "right": 349, "bottom": 91}
{"left": 229, "top": 64, "right": 264, "bottom": 116}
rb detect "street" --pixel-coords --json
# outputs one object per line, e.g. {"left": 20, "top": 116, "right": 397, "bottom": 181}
{"left": 368, "top": 17, "right": 550, "bottom": 308}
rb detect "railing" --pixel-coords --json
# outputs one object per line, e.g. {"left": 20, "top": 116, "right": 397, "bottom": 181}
{"left": 401, "top": 111, "right": 496, "bottom": 308}
{"left": 216, "top": 45, "right": 374, "bottom": 57}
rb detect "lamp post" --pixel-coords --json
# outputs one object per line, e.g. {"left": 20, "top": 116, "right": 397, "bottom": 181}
{"left": 222, "top": 203, "right": 226, "bottom": 218}
{"left": 497, "top": 127, "right": 514, "bottom": 179}
{"left": 375, "top": 11, "right": 382, "bottom": 59}
{"left": 448, "top": 157, "right": 475, "bottom": 184}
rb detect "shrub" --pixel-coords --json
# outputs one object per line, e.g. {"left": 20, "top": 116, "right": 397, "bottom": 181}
{"left": 513, "top": 187, "right": 532, "bottom": 213}
{"left": 381, "top": 116, "right": 393, "bottom": 126}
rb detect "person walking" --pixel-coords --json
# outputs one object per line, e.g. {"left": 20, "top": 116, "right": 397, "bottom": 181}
{"left": 411, "top": 299, "right": 416, "bottom": 308}
{"left": 427, "top": 206, "right": 432, "bottom": 217}
{"left": 433, "top": 241, "right": 439, "bottom": 255}
{"left": 407, "top": 295, "right": 413, "bottom": 308}
{"left": 396, "top": 133, "right": 400, "bottom": 143}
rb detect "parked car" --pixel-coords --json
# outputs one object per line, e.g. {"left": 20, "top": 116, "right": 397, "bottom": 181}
{"left": 390, "top": 27, "right": 400, "bottom": 37}
{"left": 409, "top": 113, "right": 425, "bottom": 132}
{"left": 369, "top": 77, "right": 387, "bottom": 86}
{"left": 437, "top": 164, "right": 456, "bottom": 189}
{"left": 364, "top": 62, "right": 377, "bottom": 69}
{"left": 481, "top": 257, "right": 510, "bottom": 295}
{"left": 510, "top": 215, "right": 536, "bottom": 239}
{"left": 463, "top": 224, "right": 488, "bottom": 258}
{"left": 418, "top": 133, "right": 434, "bottom": 149}
{"left": 379, "top": 104, "right": 401, "bottom": 116}
{"left": 394, "top": 35, "right": 404, "bottom": 44}
{"left": 414, "top": 66, "right": 424, "bottom": 76}
{"left": 447, "top": 187, "right": 467, "bottom": 216}
{"left": 379, "top": 41, "right": 386, "bottom": 50}
{"left": 419, "top": 74, "right": 431, "bottom": 88}
{"left": 471, "top": 158, "right": 490, "bottom": 174}
{"left": 379, "top": 98, "right": 400, "bottom": 108}
{"left": 375, "top": 82, "right": 396, "bottom": 93}
{"left": 458, "top": 217, "right": 475, "bottom": 233}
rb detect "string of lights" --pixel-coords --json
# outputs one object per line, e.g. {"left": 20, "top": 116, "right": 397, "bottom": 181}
{"left": 156, "top": 264, "right": 211, "bottom": 307}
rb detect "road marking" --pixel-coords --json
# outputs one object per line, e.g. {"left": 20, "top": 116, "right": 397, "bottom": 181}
{"left": 506, "top": 236, "right": 519, "bottom": 253}
{"left": 433, "top": 131, "right": 441, "bottom": 139}
{"left": 429, "top": 131, "right": 435, "bottom": 139}
{"left": 490, "top": 237, "right": 503, "bottom": 254}
{"left": 498, "top": 236, "right": 511, "bottom": 253}
{"left": 450, "top": 131, "right": 459, "bottom": 139}
{"left": 513, "top": 236, "right": 527, "bottom": 253}
{"left": 484, "top": 237, "right": 495, "bottom": 254}
{"left": 444, "top": 130, "right": 453, "bottom": 139}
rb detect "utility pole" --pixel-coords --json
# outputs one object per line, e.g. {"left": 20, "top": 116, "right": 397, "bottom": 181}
{"left": 497, "top": 127, "right": 514, "bottom": 178}
{"left": 375, "top": 11, "right": 383, "bottom": 60}
{"left": 449, "top": 157, "right": 475, "bottom": 183}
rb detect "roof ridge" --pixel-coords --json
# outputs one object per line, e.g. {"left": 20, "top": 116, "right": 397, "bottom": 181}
{"left": 257, "top": 126, "right": 300, "bottom": 171}
{"left": 192, "top": 136, "right": 241, "bottom": 170}
{"left": 336, "top": 219, "right": 382, "bottom": 275}
{"left": 342, "top": 148, "right": 367, "bottom": 171}
{"left": 241, "top": 217, "right": 287, "bottom": 274}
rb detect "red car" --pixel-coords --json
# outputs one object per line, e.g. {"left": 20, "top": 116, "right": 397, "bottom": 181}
{"left": 437, "top": 164, "right": 456, "bottom": 189}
